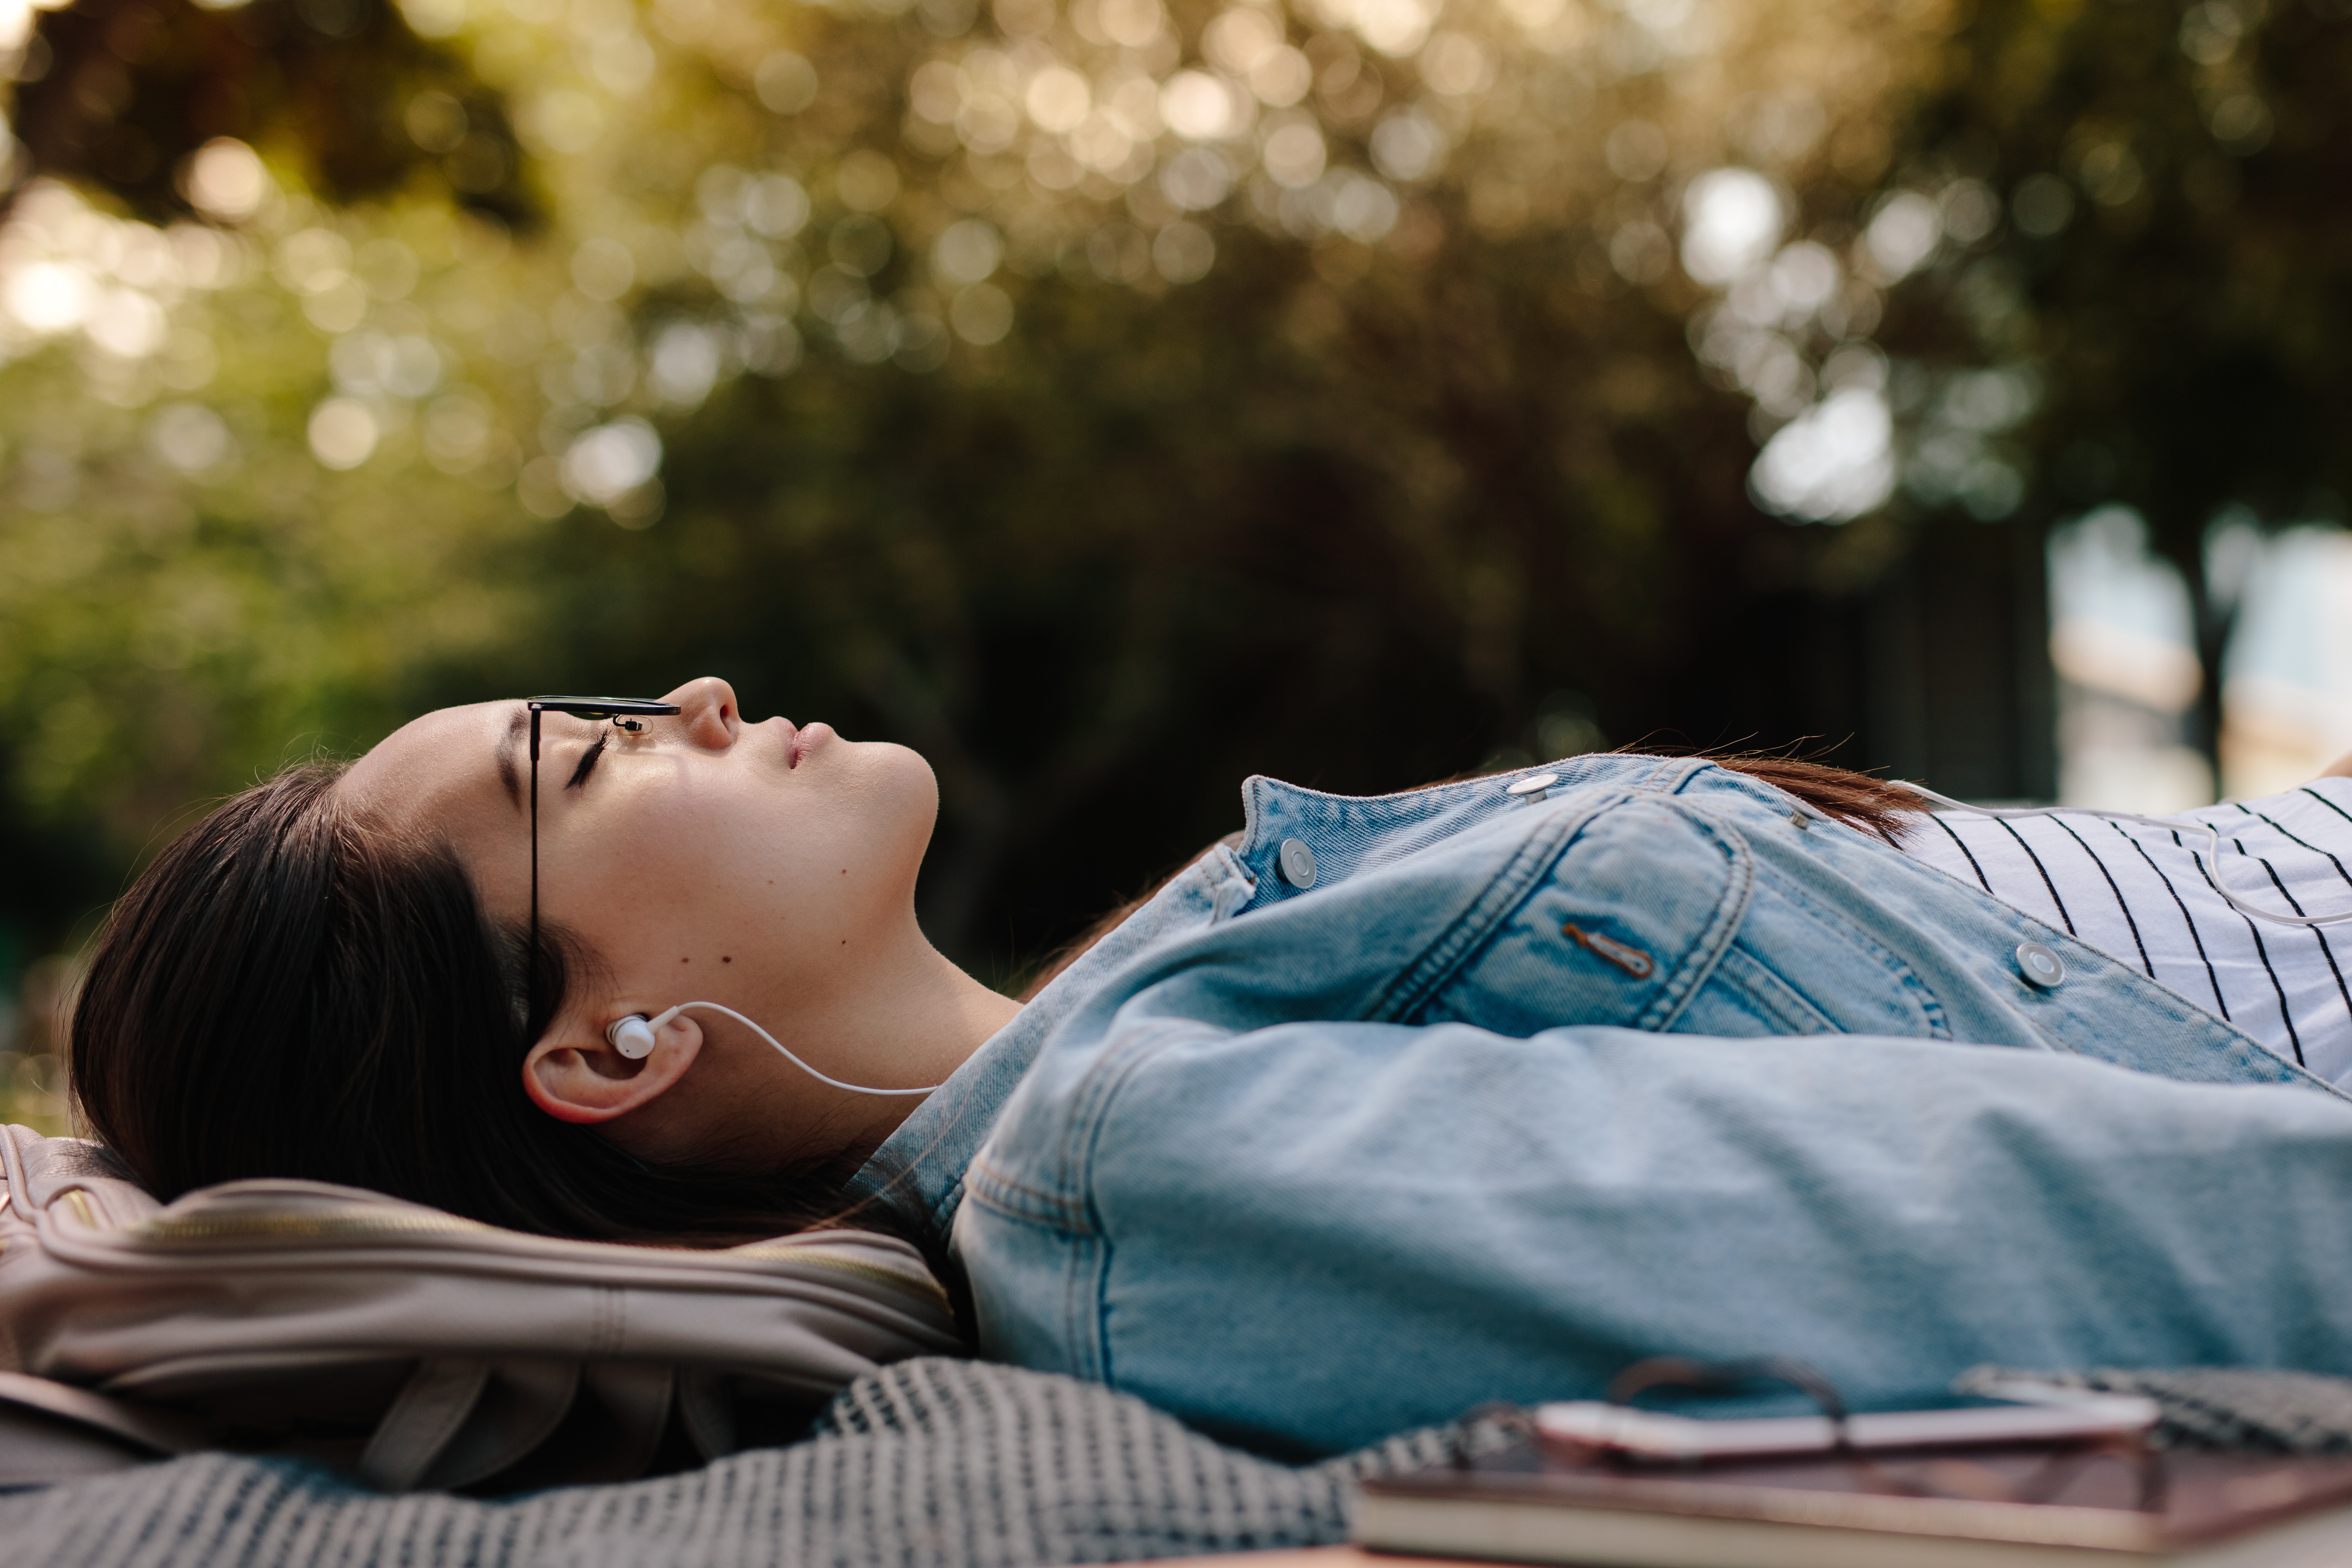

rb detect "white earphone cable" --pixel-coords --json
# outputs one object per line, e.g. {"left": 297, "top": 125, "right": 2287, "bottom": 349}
{"left": 1891, "top": 781, "right": 2352, "bottom": 930}
{"left": 647, "top": 1001, "right": 942, "bottom": 1095}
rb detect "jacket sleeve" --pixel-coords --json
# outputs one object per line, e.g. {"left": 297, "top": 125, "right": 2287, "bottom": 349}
{"left": 955, "top": 1018, "right": 2352, "bottom": 1458}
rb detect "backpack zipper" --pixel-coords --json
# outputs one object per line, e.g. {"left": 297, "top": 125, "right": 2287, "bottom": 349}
{"left": 137, "top": 1209, "right": 489, "bottom": 1242}
{"left": 725, "top": 1245, "right": 949, "bottom": 1307}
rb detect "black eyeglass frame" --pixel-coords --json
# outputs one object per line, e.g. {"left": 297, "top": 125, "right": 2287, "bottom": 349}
{"left": 524, "top": 697, "right": 682, "bottom": 976}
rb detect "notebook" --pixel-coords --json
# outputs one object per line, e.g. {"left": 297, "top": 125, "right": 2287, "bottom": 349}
{"left": 1356, "top": 1400, "right": 2352, "bottom": 1568}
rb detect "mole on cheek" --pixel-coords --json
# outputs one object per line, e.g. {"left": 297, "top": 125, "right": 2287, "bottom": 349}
{"left": 722, "top": 955, "right": 731, "bottom": 963}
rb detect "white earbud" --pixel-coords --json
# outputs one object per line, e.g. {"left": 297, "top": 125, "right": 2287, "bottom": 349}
{"left": 606, "top": 1015, "right": 659, "bottom": 1059}
{"left": 599, "top": 1002, "right": 940, "bottom": 1095}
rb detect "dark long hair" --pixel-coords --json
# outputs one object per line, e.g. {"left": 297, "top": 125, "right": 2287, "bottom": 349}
{"left": 70, "top": 761, "right": 884, "bottom": 1245}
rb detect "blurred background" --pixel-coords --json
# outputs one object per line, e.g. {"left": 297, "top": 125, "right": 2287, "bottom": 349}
{"left": 0, "top": 0, "right": 2347, "bottom": 1131}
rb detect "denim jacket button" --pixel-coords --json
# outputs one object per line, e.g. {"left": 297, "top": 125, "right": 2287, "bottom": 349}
{"left": 1506, "top": 773, "right": 1560, "bottom": 802}
{"left": 2016, "top": 942, "right": 2066, "bottom": 989}
{"left": 1278, "top": 838, "right": 1319, "bottom": 888}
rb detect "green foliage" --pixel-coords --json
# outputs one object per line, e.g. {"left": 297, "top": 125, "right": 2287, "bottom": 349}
{"left": 0, "top": 0, "right": 2345, "bottom": 998}
{"left": 0, "top": 0, "right": 1923, "bottom": 976}
{"left": 1865, "top": 0, "right": 2352, "bottom": 747}
{"left": 0, "top": 955, "right": 74, "bottom": 1137}
{"left": 1881, "top": 0, "right": 2352, "bottom": 542}
{"left": 12, "top": 0, "right": 538, "bottom": 223}
{"left": 0, "top": 190, "right": 552, "bottom": 844}
{"left": 542, "top": 219, "right": 1784, "bottom": 963}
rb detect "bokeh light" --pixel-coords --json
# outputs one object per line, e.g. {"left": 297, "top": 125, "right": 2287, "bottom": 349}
{"left": 0, "top": 0, "right": 2343, "bottom": 1068}
{"left": 0, "top": 0, "right": 1980, "bottom": 539}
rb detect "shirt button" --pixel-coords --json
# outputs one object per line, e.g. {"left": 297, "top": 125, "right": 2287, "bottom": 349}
{"left": 1506, "top": 772, "right": 1560, "bottom": 802}
{"left": 1278, "top": 838, "right": 1318, "bottom": 888}
{"left": 2016, "top": 942, "right": 2065, "bottom": 989}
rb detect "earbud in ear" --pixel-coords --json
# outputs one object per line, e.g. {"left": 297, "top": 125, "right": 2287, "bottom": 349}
{"left": 607, "top": 1014, "right": 658, "bottom": 1060}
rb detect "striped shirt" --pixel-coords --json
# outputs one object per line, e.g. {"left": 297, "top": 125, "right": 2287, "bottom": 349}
{"left": 1899, "top": 778, "right": 2352, "bottom": 1086}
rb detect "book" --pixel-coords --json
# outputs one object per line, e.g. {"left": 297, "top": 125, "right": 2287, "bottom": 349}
{"left": 1356, "top": 1408, "right": 2352, "bottom": 1567}
{"left": 1526, "top": 1392, "right": 2166, "bottom": 1462}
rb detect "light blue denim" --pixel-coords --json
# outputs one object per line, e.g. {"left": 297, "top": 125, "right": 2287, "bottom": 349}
{"left": 853, "top": 755, "right": 2352, "bottom": 1458}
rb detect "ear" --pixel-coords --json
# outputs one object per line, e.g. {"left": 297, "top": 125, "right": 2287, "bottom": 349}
{"left": 523, "top": 1011, "right": 705, "bottom": 1125}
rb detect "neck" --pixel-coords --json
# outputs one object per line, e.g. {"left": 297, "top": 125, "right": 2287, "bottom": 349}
{"left": 740, "top": 928, "right": 1020, "bottom": 1177}
{"left": 836, "top": 939, "right": 1019, "bottom": 1134}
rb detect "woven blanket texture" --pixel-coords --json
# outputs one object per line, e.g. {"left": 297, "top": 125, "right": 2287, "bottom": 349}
{"left": 13, "top": 1358, "right": 2352, "bottom": 1568}
{"left": 1959, "top": 1365, "right": 2352, "bottom": 1453}
{"left": 0, "top": 1358, "right": 1482, "bottom": 1568}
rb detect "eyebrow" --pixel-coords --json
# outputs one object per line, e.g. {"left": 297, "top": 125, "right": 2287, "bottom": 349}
{"left": 497, "top": 706, "right": 525, "bottom": 810}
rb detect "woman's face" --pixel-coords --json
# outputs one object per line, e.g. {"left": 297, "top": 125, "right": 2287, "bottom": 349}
{"left": 342, "top": 677, "right": 941, "bottom": 1031}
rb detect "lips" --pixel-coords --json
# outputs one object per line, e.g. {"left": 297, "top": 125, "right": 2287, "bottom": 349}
{"left": 791, "top": 722, "right": 834, "bottom": 767}
{"left": 784, "top": 721, "right": 835, "bottom": 768}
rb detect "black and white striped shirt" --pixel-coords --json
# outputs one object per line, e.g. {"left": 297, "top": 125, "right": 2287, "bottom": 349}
{"left": 1900, "top": 778, "right": 2352, "bottom": 1085}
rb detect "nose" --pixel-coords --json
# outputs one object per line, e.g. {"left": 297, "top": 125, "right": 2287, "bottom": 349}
{"left": 660, "top": 677, "right": 740, "bottom": 749}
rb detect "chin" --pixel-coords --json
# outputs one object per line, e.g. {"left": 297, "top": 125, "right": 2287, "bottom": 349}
{"left": 851, "top": 740, "right": 941, "bottom": 851}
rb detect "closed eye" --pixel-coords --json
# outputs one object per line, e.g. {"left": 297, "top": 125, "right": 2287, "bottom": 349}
{"left": 565, "top": 731, "right": 607, "bottom": 791}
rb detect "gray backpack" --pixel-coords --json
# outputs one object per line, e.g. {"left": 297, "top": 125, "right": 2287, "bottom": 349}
{"left": 0, "top": 1124, "right": 961, "bottom": 1492}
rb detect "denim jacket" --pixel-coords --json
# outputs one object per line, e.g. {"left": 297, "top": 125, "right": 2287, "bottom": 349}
{"left": 853, "top": 755, "right": 2352, "bottom": 1457}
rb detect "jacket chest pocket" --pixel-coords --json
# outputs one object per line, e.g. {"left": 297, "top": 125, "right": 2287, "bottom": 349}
{"left": 1670, "top": 860, "right": 1952, "bottom": 1041}
{"left": 1414, "top": 796, "right": 1951, "bottom": 1043}
{"left": 1415, "top": 796, "right": 1756, "bottom": 1036}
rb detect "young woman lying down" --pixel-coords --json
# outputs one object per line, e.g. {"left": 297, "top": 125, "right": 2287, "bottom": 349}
{"left": 69, "top": 677, "right": 2352, "bottom": 1457}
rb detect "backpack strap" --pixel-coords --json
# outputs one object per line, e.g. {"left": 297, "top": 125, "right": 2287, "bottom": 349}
{"left": 579, "top": 1363, "right": 675, "bottom": 1483}
{"left": 357, "top": 1359, "right": 494, "bottom": 1492}
{"left": 353, "top": 1361, "right": 684, "bottom": 1492}
{"left": 679, "top": 1369, "right": 737, "bottom": 1460}
{"left": 1, "top": 1123, "right": 155, "bottom": 1226}
{"left": 414, "top": 1361, "right": 582, "bottom": 1492}
{"left": 3, "top": 1130, "right": 211, "bottom": 1490}
{"left": 0, "top": 1123, "right": 34, "bottom": 1220}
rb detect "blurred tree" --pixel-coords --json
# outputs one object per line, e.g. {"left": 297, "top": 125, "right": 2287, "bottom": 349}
{"left": 1850, "top": 0, "right": 2352, "bottom": 760}
{"left": 543, "top": 222, "right": 1788, "bottom": 968}
{"left": 0, "top": 0, "right": 2023, "bottom": 995}
{"left": 11, "top": 0, "right": 538, "bottom": 223}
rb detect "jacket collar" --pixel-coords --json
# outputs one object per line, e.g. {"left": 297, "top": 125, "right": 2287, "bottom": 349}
{"left": 848, "top": 754, "right": 1713, "bottom": 1233}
